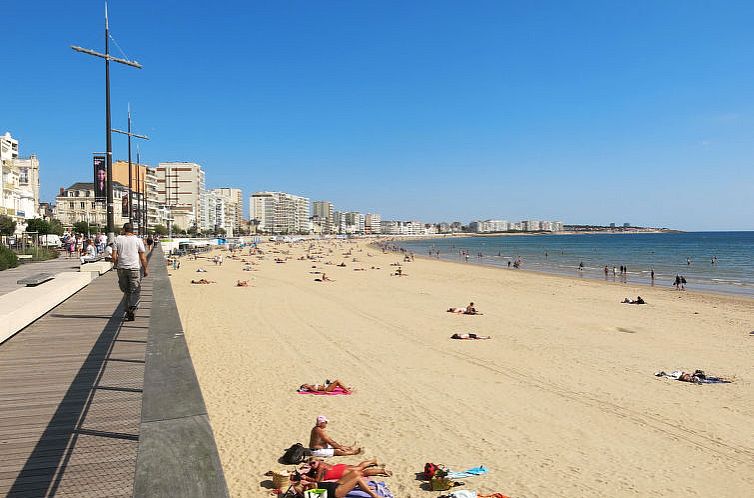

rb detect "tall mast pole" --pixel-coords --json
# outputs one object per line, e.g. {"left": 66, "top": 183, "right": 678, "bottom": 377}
{"left": 127, "top": 103, "right": 133, "bottom": 224}
{"left": 105, "top": 1, "right": 115, "bottom": 239}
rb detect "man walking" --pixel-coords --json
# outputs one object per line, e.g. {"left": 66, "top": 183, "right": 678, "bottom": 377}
{"left": 112, "top": 223, "right": 148, "bottom": 321}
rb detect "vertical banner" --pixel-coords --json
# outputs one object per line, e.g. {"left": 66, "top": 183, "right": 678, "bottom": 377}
{"left": 93, "top": 155, "right": 107, "bottom": 200}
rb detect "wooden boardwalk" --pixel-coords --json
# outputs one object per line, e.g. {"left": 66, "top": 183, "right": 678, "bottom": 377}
{"left": 0, "top": 269, "right": 152, "bottom": 497}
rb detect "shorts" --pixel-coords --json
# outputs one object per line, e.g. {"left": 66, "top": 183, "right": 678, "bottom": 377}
{"left": 310, "top": 445, "right": 335, "bottom": 458}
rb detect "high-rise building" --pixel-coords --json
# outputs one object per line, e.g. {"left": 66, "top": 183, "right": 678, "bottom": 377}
{"left": 1, "top": 132, "right": 40, "bottom": 233}
{"left": 155, "top": 162, "right": 205, "bottom": 232}
{"left": 365, "top": 213, "right": 381, "bottom": 234}
{"left": 249, "top": 191, "right": 310, "bottom": 234}
{"left": 211, "top": 188, "right": 243, "bottom": 236}
{"left": 312, "top": 201, "right": 334, "bottom": 234}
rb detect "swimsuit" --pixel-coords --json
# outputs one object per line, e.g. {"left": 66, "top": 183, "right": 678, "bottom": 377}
{"left": 323, "top": 464, "right": 349, "bottom": 481}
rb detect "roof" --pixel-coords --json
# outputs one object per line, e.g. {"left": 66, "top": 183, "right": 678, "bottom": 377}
{"left": 64, "top": 181, "right": 127, "bottom": 191}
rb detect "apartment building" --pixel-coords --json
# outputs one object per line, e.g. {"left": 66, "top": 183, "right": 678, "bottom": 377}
{"left": 1, "top": 132, "right": 40, "bottom": 232}
{"left": 365, "top": 213, "right": 381, "bottom": 234}
{"left": 155, "top": 162, "right": 205, "bottom": 231}
{"left": 312, "top": 201, "right": 334, "bottom": 234}
{"left": 379, "top": 220, "right": 430, "bottom": 236}
{"left": 55, "top": 182, "right": 129, "bottom": 229}
{"left": 250, "top": 191, "right": 310, "bottom": 234}
{"left": 211, "top": 188, "right": 243, "bottom": 236}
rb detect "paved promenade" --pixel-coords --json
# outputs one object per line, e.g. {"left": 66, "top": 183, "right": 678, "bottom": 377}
{"left": 0, "top": 255, "right": 82, "bottom": 297}
{"left": 0, "top": 268, "right": 152, "bottom": 496}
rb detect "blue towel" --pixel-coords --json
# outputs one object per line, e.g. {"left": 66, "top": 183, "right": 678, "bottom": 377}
{"left": 446, "top": 466, "right": 489, "bottom": 479}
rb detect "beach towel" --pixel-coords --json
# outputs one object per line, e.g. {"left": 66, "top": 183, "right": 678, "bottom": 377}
{"left": 297, "top": 387, "right": 351, "bottom": 396}
{"left": 447, "top": 491, "right": 477, "bottom": 498}
{"left": 446, "top": 466, "right": 488, "bottom": 479}
{"left": 345, "top": 481, "right": 394, "bottom": 498}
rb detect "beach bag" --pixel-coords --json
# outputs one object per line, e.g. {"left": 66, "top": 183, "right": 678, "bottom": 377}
{"left": 282, "top": 443, "right": 310, "bottom": 465}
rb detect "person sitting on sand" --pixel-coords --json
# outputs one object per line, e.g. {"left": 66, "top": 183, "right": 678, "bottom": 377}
{"left": 462, "top": 302, "right": 482, "bottom": 315}
{"left": 451, "top": 333, "right": 491, "bottom": 340}
{"left": 309, "top": 415, "right": 362, "bottom": 457}
{"left": 191, "top": 279, "right": 215, "bottom": 284}
{"left": 236, "top": 280, "right": 249, "bottom": 287}
{"left": 319, "top": 273, "right": 334, "bottom": 282}
{"left": 337, "top": 262, "right": 347, "bottom": 267}
{"left": 621, "top": 296, "right": 646, "bottom": 304}
{"left": 298, "top": 379, "right": 351, "bottom": 394}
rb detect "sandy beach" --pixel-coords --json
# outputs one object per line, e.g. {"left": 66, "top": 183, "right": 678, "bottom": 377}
{"left": 170, "top": 239, "right": 754, "bottom": 498}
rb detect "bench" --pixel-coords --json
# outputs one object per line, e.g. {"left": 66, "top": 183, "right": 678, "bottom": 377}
{"left": 17, "top": 273, "right": 54, "bottom": 286}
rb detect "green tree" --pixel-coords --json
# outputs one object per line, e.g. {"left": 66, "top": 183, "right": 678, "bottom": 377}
{"left": 25, "top": 218, "right": 52, "bottom": 235}
{"left": 49, "top": 219, "right": 64, "bottom": 236}
{"left": 72, "top": 221, "right": 90, "bottom": 235}
{"left": 0, "top": 215, "right": 17, "bottom": 236}
{"left": 152, "top": 224, "right": 168, "bottom": 236}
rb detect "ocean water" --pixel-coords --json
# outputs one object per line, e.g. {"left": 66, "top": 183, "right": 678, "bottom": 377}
{"left": 396, "top": 232, "right": 754, "bottom": 297}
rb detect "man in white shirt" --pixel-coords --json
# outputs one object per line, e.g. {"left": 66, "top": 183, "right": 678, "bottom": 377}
{"left": 112, "top": 223, "right": 148, "bottom": 321}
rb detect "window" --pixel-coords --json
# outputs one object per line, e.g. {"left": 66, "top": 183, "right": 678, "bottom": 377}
{"left": 69, "top": 202, "right": 74, "bottom": 209}
{"left": 80, "top": 202, "right": 85, "bottom": 209}
{"left": 91, "top": 202, "right": 96, "bottom": 208}
{"left": 19, "top": 169, "right": 29, "bottom": 184}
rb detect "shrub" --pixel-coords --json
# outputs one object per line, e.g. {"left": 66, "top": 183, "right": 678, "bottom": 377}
{"left": 18, "top": 246, "right": 59, "bottom": 262}
{"left": 0, "top": 244, "right": 19, "bottom": 270}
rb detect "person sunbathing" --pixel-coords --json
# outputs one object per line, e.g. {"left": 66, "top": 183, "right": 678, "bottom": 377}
{"left": 298, "top": 380, "right": 351, "bottom": 394}
{"left": 621, "top": 296, "right": 646, "bottom": 304}
{"left": 303, "top": 458, "right": 392, "bottom": 483}
{"left": 236, "top": 280, "right": 249, "bottom": 287}
{"left": 451, "top": 333, "right": 491, "bottom": 340}
{"left": 294, "top": 472, "right": 381, "bottom": 498}
{"left": 191, "top": 279, "right": 215, "bottom": 284}
{"left": 447, "top": 303, "right": 482, "bottom": 314}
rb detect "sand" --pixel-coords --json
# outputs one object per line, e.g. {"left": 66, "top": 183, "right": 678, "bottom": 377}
{"left": 169, "top": 239, "right": 754, "bottom": 498}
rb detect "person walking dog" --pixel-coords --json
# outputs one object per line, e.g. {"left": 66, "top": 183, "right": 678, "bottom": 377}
{"left": 112, "top": 223, "right": 148, "bottom": 321}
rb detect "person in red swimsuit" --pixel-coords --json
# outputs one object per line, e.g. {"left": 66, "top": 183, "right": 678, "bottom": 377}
{"left": 308, "top": 458, "right": 392, "bottom": 482}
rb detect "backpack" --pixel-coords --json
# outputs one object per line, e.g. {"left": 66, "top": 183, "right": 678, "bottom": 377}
{"left": 281, "top": 443, "right": 311, "bottom": 465}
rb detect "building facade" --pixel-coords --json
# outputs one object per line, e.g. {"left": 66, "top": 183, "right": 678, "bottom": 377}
{"left": 1, "top": 132, "right": 40, "bottom": 233}
{"left": 211, "top": 188, "right": 243, "bottom": 236}
{"left": 250, "top": 191, "right": 310, "bottom": 234}
{"left": 365, "top": 213, "right": 381, "bottom": 234}
{"left": 312, "top": 201, "right": 334, "bottom": 234}
{"left": 155, "top": 162, "right": 205, "bottom": 232}
{"left": 55, "top": 182, "right": 129, "bottom": 230}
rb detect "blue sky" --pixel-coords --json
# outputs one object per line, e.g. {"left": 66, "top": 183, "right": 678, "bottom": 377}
{"left": 5, "top": 1, "right": 754, "bottom": 230}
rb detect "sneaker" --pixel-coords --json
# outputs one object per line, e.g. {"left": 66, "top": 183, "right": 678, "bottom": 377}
{"left": 125, "top": 310, "right": 135, "bottom": 321}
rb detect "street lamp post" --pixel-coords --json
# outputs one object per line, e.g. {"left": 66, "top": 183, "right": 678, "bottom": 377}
{"left": 71, "top": 1, "right": 141, "bottom": 242}
{"left": 113, "top": 104, "right": 149, "bottom": 234}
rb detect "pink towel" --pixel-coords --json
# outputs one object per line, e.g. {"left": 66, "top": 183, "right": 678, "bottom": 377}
{"left": 297, "top": 387, "right": 351, "bottom": 396}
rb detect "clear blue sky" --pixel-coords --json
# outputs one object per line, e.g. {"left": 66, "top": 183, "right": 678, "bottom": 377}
{"left": 5, "top": 1, "right": 754, "bottom": 230}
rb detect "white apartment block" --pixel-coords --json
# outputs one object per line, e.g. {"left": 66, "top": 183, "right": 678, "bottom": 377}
{"left": 379, "top": 220, "right": 430, "bottom": 236}
{"left": 344, "top": 212, "right": 365, "bottom": 234}
{"left": 470, "top": 218, "right": 562, "bottom": 233}
{"left": 1, "top": 132, "right": 40, "bottom": 233}
{"left": 212, "top": 188, "right": 243, "bottom": 235}
{"left": 155, "top": 162, "right": 205, "bottom": 231}
{"left": 365, "top": 213, "right": 381, "bottom": 234}
{"left": 250, "top": 191, "right": 310, "bottom": 234}
{"left": 55, "top": 182, "right": 129, "bottom": 229}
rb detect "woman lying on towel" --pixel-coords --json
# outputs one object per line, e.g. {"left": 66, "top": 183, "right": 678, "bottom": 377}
{"left": 298, "top": 379, "right": 352, "bottom": 394}
{"left": 302, "top": 458, "right": 392, "bottom": 481}
{"left": 447, "top": 303, "right": 483, "bottom": 315}
{"left": 190, "top": 279, "right": 215, "bottom": 284}
{"left": 451, "top": 333, "right": 491, "bottom": 340}
{"left": 621, "top": 296, "right": 646, "bottom": 304}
